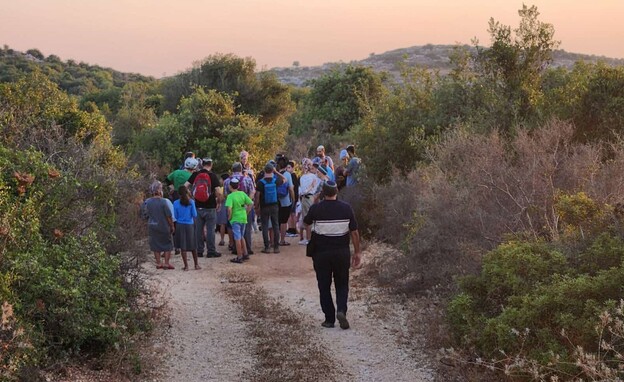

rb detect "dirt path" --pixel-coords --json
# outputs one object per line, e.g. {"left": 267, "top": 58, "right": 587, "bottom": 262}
{"left": 145, "top": 231, "right": 436, "bottom": 382}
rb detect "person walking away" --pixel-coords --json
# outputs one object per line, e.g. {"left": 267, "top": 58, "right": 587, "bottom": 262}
{"left": 224, "top": 162, "right": 256, "bottom": 255}
{"left": 186, "top": 158, "right": 221, "bottom": 258}
{"left": 255, "top": 163, "right": 287, "bottom": 254}
{"left": 225, "top": 177, "right": 254, "bottom": 264}
{"left": 344, "top": 145, "right": 361, "bottom": 187}
{"left": 173, "top": 186, "right": 200, "bottom": 270}
{"left": 141, "top": 181, "right": 175, "bottom": 269}
{"left": 298, "top": 158, "right": 320, "bottom": 245}
{"left": 304, "top": 180, "right": 361, "bottom": 329}
{"left": 167, "top": 157, "right": 197, "bottom": 200}
{"left": 313, "top": 145, "right": 335, "bottom": 172}
{"left": 335, "top": 149, "right": 349, "bottom": 190}
{"left": 216, "top": 173, "right": 230, "bottom": 247}
{"left": 286, "top": 160, "right": 299, "bottom": 237}
{"left": 276, "top": 154, "right": 295, "bottom": 246}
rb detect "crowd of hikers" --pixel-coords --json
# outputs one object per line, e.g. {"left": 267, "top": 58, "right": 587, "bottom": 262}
{"left": 141, "top": 145, "right": 362, "bottom": 269}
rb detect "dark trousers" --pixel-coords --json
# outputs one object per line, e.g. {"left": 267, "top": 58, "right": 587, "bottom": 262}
{"left": 260, "top": 204, "right": 280, "bottom": 249}
{"left": 312, "top": 249, "right": 351, "bottom": 323}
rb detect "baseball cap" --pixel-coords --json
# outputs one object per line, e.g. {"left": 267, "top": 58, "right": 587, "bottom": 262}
{"left": 339, "top": 149, "right": 348, "bottom": 160}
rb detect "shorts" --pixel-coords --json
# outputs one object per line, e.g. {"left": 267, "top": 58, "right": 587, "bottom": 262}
{"left": 231, "top": 222, "right": 246, "bottom": 240}
{"left": 279, "top": 205, "right": 291, "bottom": 224}
{"left": 300, "top": 196, "right": 314, "bottom": 220}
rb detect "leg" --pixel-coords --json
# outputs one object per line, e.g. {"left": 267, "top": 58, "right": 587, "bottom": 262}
{"left": 205, "top": 209, "right": 218, "bottom": 256}
{"left": 181, "top": 251, "right": 189, "bottom": 271}
{"left": 313, "top": 252, "right": 335, "bottom": 324}
{"left": 195, "top": 210, "right": 206, "bottom": 256}
{"left": 164, "top": 251, "right": 172, "bottom": 268}
{"left": 154, "top": 251, "right": 162, "bottom": 268}
{"left": 244, "top": 210, "right": 253, "bottom": 253}
{"left": 192, "top": 250, "right": 201, "bottom": 269}
{"left": 333, "top": 250, "right": 351, "bottom": 316}
{"left": 260, "top": 208, "right": 271, "bottom": 249}
{"left": 270, "top": 205, "right": 280, "bottom": 250}
{"left": 219, "top": 224, "right": 225, "bottom": 244}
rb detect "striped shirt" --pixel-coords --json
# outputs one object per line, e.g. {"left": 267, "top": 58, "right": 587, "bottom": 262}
{"left": 303, "top": 199, "right": 358, "bottom": 253}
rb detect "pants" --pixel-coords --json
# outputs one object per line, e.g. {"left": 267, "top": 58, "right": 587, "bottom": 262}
{"left": 312, "top": 248, "right": 351, "bottom": 323}
{"left": 244, "top": 210, "right": 253, "bottom": 253}
{"left": 260, "top": 204, "right": 280, "bottom": 249}
{"left": 195, "top": 208, "right": 217, "bottom": 255}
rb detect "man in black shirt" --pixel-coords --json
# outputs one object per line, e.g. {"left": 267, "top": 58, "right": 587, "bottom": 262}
{"left": 303, "top": 181, "right": 362, "bottom": 329}
{"left": 186, "top": 158, "right": 222, "bottom": 258}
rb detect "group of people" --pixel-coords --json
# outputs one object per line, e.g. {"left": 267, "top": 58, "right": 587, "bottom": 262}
{"left": 141, "top": 145, "right": 362, "bottom": 329}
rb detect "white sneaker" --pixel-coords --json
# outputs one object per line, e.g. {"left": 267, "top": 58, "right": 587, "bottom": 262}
{"left": 286, "top": 233, "right": 298, "bottom": 237}
{"left": 298, "top": 239, "right": 309, "bottom": 245}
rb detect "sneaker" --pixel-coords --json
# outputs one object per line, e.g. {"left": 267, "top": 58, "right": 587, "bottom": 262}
{"left": 207, "top": 252, "right": 222, "bottom": 258}
{"left": 230, "top": 257, "right": 244, "bottom": 264}
{"left": 273, "top": 247, "right": 280, "bottom": 254}
{"left": 298, "top": 240, "right": 309, "bottom": 245}
{"left": 279, "top": 241, "right": 291, "bottom": 246}
{"left": 286, "top": 232, "right": 298, "bottom": 237}
{"left": 261, "top": 247, "right": 271, "bottom": 254}
{"left": 321, "top": 321, "right": 335, "bottom": 328}
{"left": 336, "top": 311, "right": 350, "bottom": 330}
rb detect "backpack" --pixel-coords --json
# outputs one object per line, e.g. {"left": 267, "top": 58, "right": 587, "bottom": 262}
{"left": 277, "top": 172, "right": 289, "bottom": 198}
{"left": 192, "top": 172, "right": 212, "bottom": 202}
{"left": 260, "top": 177, "right": 278, "bottom": 204}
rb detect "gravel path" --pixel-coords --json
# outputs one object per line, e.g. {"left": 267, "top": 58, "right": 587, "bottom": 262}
{"left": 145, "top": 231, "right": 436, "bottom": 382}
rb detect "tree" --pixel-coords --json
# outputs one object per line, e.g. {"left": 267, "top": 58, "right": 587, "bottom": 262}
{"left": 473, "top": 4, "right": 560, "bottom": 131}
{"left": 299, "top": 65, "right": 386, "bottom": 134}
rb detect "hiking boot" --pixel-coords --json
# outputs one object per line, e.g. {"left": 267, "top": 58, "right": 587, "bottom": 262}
{"left": 207, "top": 252, "right": 222, "bottom": 258}
{"left": 261, "top": 247, "right": 271, "bottom": 254}
{"left": 336, "top": 311, "right": 350, "bottom": 330}
{"left": 273, "top": 247, "right": 280, "bottom": 254}
{"left": 321, "top": 321, "right": 335, "bottom": 328}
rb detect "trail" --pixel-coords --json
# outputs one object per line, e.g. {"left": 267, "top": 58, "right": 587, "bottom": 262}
{"left": 144, "top": 230, "right": 436, "bottom": 382}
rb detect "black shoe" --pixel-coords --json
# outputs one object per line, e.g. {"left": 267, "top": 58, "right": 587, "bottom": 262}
{"left": 197, "top": 253, "right": 205, "bottom": 257}
{"left": 336, "top": 311, "right": 350, "bottom": 330}
{"left": 242, "top": 255, "right": 250, "bottom": 261}
{"left": 321, "top": 321, "right": 335, "bottom": 328}
{"left": 247, "top": 250, "right": 254, "bottom": 255}
{"left": 261, "top": 248, "right": 271, "bottom": 254}
{"left": 230, "top": 257, "right": 244, "bottom": 264}
{"left": 207, "top": 252, "right": 222, "bottom": 258}
{"left": 273, "top": 247, "right": 280, "bottom": 254}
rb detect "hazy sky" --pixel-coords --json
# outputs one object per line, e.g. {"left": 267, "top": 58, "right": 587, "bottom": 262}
{"left": 1, "top": 1, "right": 623, "bottom": 77}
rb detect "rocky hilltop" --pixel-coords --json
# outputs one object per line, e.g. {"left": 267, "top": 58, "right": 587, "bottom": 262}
{"left": 270, "top": 44, "right": 624, "bottom": 86}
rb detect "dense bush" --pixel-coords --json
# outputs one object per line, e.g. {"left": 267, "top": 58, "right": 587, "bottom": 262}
{"left": 0, "top": 73, "right": 148, "bottom": 379}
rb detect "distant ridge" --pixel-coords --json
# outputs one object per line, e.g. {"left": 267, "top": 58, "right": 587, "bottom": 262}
{"left": 269, "top": 44, "right": 624, "bottom": 86}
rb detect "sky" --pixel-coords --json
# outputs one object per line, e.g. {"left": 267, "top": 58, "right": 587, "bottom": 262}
{"left": 1, "top": 0, "right": 623, "bottom": 78}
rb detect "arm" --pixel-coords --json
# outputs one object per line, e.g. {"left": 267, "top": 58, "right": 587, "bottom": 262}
{"left": 166, "top": 216, "right": 175, "bottom": 234}
{"left": 350, "top": 229, "right": 362, "bottom": 268}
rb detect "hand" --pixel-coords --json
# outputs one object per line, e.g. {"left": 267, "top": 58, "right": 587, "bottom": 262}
{"left": 351, "top": 251, "right": 362, "bottom": 269}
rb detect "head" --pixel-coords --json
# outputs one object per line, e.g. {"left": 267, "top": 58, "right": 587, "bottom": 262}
{"left": 240, "top": 150, "right": 249, "bottom": 165}
{"left": 264, "top": 163, "right": 274, "bottom": 177}
{"left": 286, "top": 160, "right": 295, "bottom": 173}
{"left": 184, "top": 157, "right": 199, "bottom": 171}
{"left": 232, "top": 162, "right": 243, "bottom": 173}
{"left": 301, "top": 158, "right": 313, "bottom": 173}
{"left": 275, "top": 153, "right": 288, "bottom": 170}
{"left": 184, "top": 151, "right": 195, "bottom": 160}
{"left": 202, "top": 157, "right": 213, "bottom": 169}
{"left": 229, "top": 177, "right": 240, "bottom": 191}
{"left": 322, "top": 180, "right": 338, "bottom": 198}
{"left": 346, "top": 145, "right": 355, "bottom": 155}
{"left": 339, "top": 149, "right": 349, "bottom": 163}
{"left": 316, "top": 145, "right": 325, "bottom": 158}
{"left": 178, "top": 185, "right": 191, "bottom": 205}
{"left": 149, "top": 180, "right": 163, "bottom": 196}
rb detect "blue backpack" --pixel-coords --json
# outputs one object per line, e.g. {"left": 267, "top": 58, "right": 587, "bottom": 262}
{"left": 260, "top": 177, "right": 278, "bottom": 204}
{"left": 277, "top": 172, "right": 289, "bottom": 198}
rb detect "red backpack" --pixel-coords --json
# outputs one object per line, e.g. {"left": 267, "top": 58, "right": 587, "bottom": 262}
{"left": 192, "top": 172, "right": 212, "bottom": 202}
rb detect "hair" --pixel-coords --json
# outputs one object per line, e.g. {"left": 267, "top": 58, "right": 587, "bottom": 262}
{"left": 322, "top": 181, "right": 338, "bottom": 197}
{"left": 220, "top": 173, "right": 230, "bottom": 181}
{"left": 232, "top": 162, "right": 243, "bottom": 173}
{"left": 287, "top": 160, "right": 295, "bottom": 168}
{"left": 230, "top": 181, "right": 239, "bottom": 190}
{"left": 346, "top": 145, "right": 355, "bottom": 154}
{"left": 149, "top": 180, "right": 162, "bottom": 196}
{"left": 178, "top": 185, "right": 191, "bottom": 206}
{"left": 184, "top": 151, "right": 195, "bottom": 159}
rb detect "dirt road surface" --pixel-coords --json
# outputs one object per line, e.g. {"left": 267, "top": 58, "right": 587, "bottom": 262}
{"left": 144, "top": 231, "right": 436, "bottom": 382}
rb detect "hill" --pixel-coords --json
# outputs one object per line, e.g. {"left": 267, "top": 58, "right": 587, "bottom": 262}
{"left": 0, "top": 45, "right": 154, "bottom": 96}
{"left": 270, "top": 44, "right": 624, "bottom": 86}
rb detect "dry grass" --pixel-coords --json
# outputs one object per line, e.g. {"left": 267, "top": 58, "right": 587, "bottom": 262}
{"left": 223, "top": 275, "right": 337, "bottom": 382}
